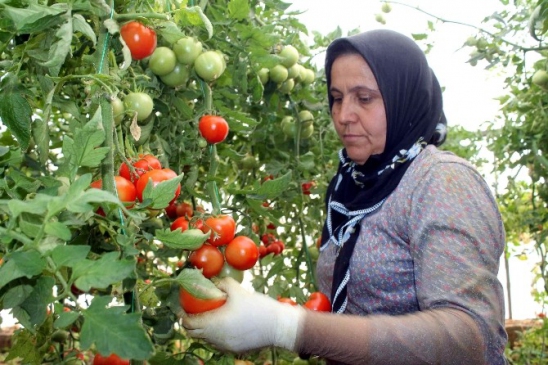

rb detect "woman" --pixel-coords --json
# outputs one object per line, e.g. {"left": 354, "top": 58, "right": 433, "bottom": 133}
{"left": 183, "top": 29, "right": 507, "bottom": 364}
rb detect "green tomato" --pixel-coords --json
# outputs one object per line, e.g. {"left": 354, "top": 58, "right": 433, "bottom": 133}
{"left": 298, "top": 110, "right": 314, "bottom": 123}
{"left": 160, "top": 63, "right": 190, "bottom": 87}
{"left": 258, "top": 67, "right": 269, "bottom": 85}
{"left": 287, "top": 63, "right": 301, "bottom": 79}
{"left": 194, "top": 50, "right": 225, "bottom": 82}
{"left": 124, "top": 92, "right": 154, "bottom": 122}
{"left": 301, "top": 123, "right": 314, "bottom": 139}
{"left": 532, "top": 70, "right": 548, "bottom": 88}
{"left": 278, "top": 78, "right": 295, "bottom": 94}
{"left": 301, "top": 68, "right": 315, "bottom": 85}
{"left": 216, "top": 262, "right": 244, "bottom": 283}
{"left": 279, "top": 45, "right": 299, "bottom": 68}
{"left": 111, "top": 97, "right": 125, "bottom": 125}
{"left": 173, "top": 36, "right": 203, "bottom": 65}
{"left": 381, "top": 2, "right": 392, "bottom": 13}
{"left": 149, "top": 46, "right": 177, "bottom": 76}
{"left": 270, "top": 64, "right": 288, "bottom": 84}
{"left": 239, "top": 154, "right": 259, "bottom": 170}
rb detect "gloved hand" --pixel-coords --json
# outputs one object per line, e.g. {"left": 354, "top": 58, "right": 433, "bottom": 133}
{"left": 182, "top": 277, "right": 306, "bottom": 353}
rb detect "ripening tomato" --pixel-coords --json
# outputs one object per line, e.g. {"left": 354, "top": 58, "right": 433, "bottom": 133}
{"left": 179, "top": 287, "right": 226, "bottom": 314}
{"left": 93, "top": 353, "right": 130, "bottom": 365}
{"left": 303, "top": 292, "right": 331, "bottom": 312}
{"left": 189, "top": 244, "right": 225, "bottom": 278}
{"left": 119, "top": 21, "right": 157, "bottom": 60}
{"left": 225, "top": 236, "right": 259, "bottom": 271}
{"left": 277, "top": 297, "right": 298, "bottom": 306}
{"left": 202, "top": 215, "right": 236, "bottom": 246}
{"left": 135, "top": 168, "right": 181, "bottom": 203}
{"left": 198, "top": 115, "right": 229, "bottom": 144}
{"left": 119, "top": 154, "right": 161, "bottom": 182}
{"left": 301, "top": 181, "right": 316, "bottom": 195}
{"left": 258, "top": 244, "right": 268, "bottom": 259}
{"left": 90, "top": 176, "right": 137, "bottom": 207}
{"left": 166, "top": 201, "right": 194, "bottom": 219}
{"left": 266, "top": 241, "right": 283, "bottom": 255}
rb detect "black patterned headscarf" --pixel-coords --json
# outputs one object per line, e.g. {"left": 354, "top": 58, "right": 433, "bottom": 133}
{"left": 322, "top": 29, "right": 447, "bottom": 313}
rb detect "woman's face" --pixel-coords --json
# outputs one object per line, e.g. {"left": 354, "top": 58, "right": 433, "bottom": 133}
{"left": 330, "top": 53, "right": 387, "bottom": 165}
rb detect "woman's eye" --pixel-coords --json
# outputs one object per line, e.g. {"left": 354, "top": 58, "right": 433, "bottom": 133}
{"left": 359, "top": 96, "right": 371, "bottom": 103}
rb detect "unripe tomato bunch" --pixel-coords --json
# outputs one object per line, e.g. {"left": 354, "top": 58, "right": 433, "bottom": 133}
{"left": 171, "top": 214, "right": 260, "bottom": 314}
{"left": 281, "top": 109, "right": 315, "bottom": 140}
{"left": 258, "top": 45, "right": 315, "bottom": 94}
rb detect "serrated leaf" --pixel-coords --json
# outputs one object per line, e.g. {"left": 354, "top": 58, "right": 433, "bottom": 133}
{"left": 8, "top": 194, "right": 52, "bottom": 218}
{"left": 3, "top": 4, "right": 66, "bottom": 33}
{"left": 173, "top": 268, "right": 225, "bottom": 300}
{"left": 54, "top": 311, "right": 79, "bottom": 329}
{"left": 142, "top": 174, "right": 183, "bottom": 209}
{"left": 155, "top": 228, "right": 208, "bottom": 250}
{"left": 45, "top": 221, "right": 72, "bottom": 241}
{"left": 0, "top": 93, "right": 32, "bottom": 149}
{"left": 3, "top": 285, "right": 33, "bottom": 308}
{"left": 51, "top": 244, "right": 90, "bottom": 268}
{"left": 4, "top": 329, "right": 42, "bottom": 364}
{"left": 19, "top": 276, "right": 55, "bottom": 327}
{"left": 63, "top": 116, "right": 108, "bottom": 171}
{"left": 228, "top": 0, "right": 250, "bottom": 20}
{"left": 81, "top": 296, "right": 154, "bottom": 360}
{"left": 72, "top": 252, "right": 135, "bottom": 292}
{"left": 228, "top": 171, "right": 292, "bottom": 200}
{"left": 72, "top": 13, "right": 96, "bottom": 45}
{"left": 0, "top": 250, "right": 46, "bottom": 290}
{"left": 39, "top": 14, "right": 73, "bottom": 76}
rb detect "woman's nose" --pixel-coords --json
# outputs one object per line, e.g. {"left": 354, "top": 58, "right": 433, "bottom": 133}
{"left": 337, "top": 99, "right": 357, "bottom": 124}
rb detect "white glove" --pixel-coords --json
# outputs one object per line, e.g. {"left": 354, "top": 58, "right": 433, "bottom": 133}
{"left": 182, "top": 277, "right": 305, "bottom": 353}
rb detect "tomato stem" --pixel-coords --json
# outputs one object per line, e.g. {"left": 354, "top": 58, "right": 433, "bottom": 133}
{"left": 206, "top": 144, "right": 222, "bottom": 215}
{"left": 114, "top": 12, "right": 170, "bottom": 21}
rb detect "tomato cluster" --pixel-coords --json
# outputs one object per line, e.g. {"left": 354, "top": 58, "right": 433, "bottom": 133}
{"left": 258, "top": 232, "right": 285, "bottom": 258}
{"left": 90, "top": 154, "right": 181, "bottom": 212}
{"left": 172, "top": 214, "right": 260, "bottom": 314}
{"left": 93, "top": 353, "right": 130, "bottom": 365}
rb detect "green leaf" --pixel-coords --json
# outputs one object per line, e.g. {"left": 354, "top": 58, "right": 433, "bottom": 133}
{"left": 72, "top": 13, "right": 97, "bottom": 45}
{"left": 4, "top": 330, "right": 42, "bottom": 364}
{"left": 3, "top": 4, "right": 66, "bottom": 33}
{"left": 72, "top": 252, "right": 135, "bottom": 292}
{"left": 62, "top": 115, "right": 109, "bottom": 173}
{"left": 3, "top": 285, "right": 33, "bottom": 308}
{"left": 39, "top": 13, "right": 73, "bottom": 77}
{"left": 54, "top": 311, "right": 79, "bottom": 329}
{"left": 173, "top": 268, "right": 225, "bottom": 300}
{"left": 51, "top": 244, "right": 90, "bottom": 268}
{"left": 155, "top": 228, "right": 208, "bottom": 250}
{"left": 80, "top": 296, "right": 154, "bottom": 361}
{"left": 19, "top": 276, "right": 55, "bottom": 327}
{"left": 228, "top": 171, "right": 292, "bottom": 200}
{"left": 228, "top": 0, "right": 250, "bottom": 20}
{"left": 45, "top": 221, "right": 72, "bottom": 241}
{"left": 179, "top": 6, "right": 214, "bottom": 39}
{"left": 8, "top": 194, "right": 52, "bottom": 219}
{"left": 0, "top": 93, "right": 32, "bottom": 149}
{"left": 142, "top": 174, "right": 183, "bottom": 209}
{"left": 0, "top": 250, "right": 47, "bottom": 290}
{"left": 157, "top": 20, "right": 186, "bottom": 44}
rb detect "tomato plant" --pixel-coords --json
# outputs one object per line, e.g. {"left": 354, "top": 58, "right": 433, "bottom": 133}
{"left": 119, "top": 21, "right": 157, "bottom": 60}
{"left": 93, "top": 353, "right": 130, "bottom": 365}
{"left": 225, "top": 236, "right": 259, "bottom": 271}
{"left": 179, "top": 287, "right": 226, "bottom": 315}
{"left": 198, "top": 115, "right": 229, "bottom": 144}
{"left": 304, "top": 292, "right": 331, "bottom": 312}
{"left": 189, "top": 244, "right": 225, "bottom": 278}
{"left": 202, "top": 215, "right": 236, "bottom": 246}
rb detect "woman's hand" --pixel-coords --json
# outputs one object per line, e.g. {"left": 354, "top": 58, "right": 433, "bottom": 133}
{"left": 182, "top": 277, "right": 305, "bottom": 353}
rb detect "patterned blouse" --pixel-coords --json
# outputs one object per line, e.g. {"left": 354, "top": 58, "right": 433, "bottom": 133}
{"left": 315, "top": 145, "right": 507, "bottom": 364}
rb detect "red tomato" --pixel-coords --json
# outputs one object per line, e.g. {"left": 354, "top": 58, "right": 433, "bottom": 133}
{"left": 198, "top": 115, "right": 229, "bottom": 144}
{"left": 304, "top": 292, "right": 331, "bottom": 312}
{"left": 301, "top": 181, "right": 316, "bottom": 195}
{"left": 170, "top": 217, "right": 190, "bottom": 232}
{"left": 277, "top": 297, "right": 298, "bottom": 306}
{"left": 135, "top": 168, "right": 181, "bottom": 204}
{"left": 189, "top": 244, "right": 225, "bottom": 278}
{"left": 166, "top": 201, "right": 194, "bottom": 219}
{"left": 90, "top": 176, "right": 137, "bottom": 207}
{"left": 119, "top": 21, "right": 157, "bottom": 60}
{"left": 93, "top": 353, "right": 130, "bottom": 365}
{"left": 266, "top": 241, "right": 283, "bottom": 255}
{"left": 258, "top": 244, "right": 268, "bottom": 258}
{"left": 119, "top": 154, "right": 162, "bottom": 183}
{"left": 225, "top": 236, "right": 259, "bottom": 271}
{"left": 202, "top": 215, "right": 236, "bottom": 246}
{"left": 179, "top": 287, "right": 226, "bottom": 314}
